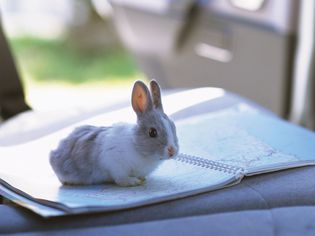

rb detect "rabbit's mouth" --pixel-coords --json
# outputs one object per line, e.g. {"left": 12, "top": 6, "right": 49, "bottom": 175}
{"left": 159, "top": 155, "right": 169, "bottom": 160}
{"left": 159, "top": 153, "right": 177, "bottom": 160}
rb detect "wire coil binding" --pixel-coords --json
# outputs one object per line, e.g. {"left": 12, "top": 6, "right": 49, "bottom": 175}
{"left": 175, "top": 153, "right": 244, "bottom": 175}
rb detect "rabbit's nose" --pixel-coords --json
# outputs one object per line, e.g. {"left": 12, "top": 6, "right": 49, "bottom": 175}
{"left": 167, "top": 146, "right": 175, "bottom": 158}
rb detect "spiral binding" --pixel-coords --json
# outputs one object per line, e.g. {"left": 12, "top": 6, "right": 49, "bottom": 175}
{"left": 175, "top": 153, "right": 244, "bottom": 175}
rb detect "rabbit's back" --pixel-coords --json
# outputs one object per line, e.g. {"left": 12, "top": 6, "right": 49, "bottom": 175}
{"left": 50, "top": 125, "right": 108, "bottom": 184}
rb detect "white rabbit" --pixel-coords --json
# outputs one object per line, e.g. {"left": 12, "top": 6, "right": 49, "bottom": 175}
{"left": 49, "top": 80, "right": 179, "bottom": 187}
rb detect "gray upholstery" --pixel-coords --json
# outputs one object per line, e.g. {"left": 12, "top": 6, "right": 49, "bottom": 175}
{"left": 44, "top": 207, "right": 315, "bottom": 236}
{"left": 4, "top": 206, "right": 315, "bottom": 235}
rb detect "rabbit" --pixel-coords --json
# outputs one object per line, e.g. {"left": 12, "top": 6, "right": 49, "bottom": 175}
{"left": 49, "top": 80, "right": 179, "bottom": 187}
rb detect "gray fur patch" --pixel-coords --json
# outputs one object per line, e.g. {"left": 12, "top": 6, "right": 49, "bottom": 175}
{"left": 50, "top": 125, "right": 109, "bottom": 184}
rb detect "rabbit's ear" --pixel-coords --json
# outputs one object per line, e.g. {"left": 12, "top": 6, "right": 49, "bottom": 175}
{"left": 132, "top": 81, "right": 153, "bottom": 115}
{"left": 150, "top": 79, "right": 164, "bottom": 111}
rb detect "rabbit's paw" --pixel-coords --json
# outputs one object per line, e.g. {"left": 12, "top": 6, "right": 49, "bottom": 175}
{"left": 138, "top": 176, "right": 146, "bottom": 183}
{"left": 115, "top": 176, "right": 144, "bottom": 187}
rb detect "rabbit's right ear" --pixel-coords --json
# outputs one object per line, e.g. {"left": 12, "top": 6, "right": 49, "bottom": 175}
{"left": 150, "top": 79, "right": 164, "bottom": 112}
{"left": 132, "top": 81, "right": 153, "bottom": 115}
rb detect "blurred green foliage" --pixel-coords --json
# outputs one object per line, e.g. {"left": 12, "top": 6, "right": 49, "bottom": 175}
{"left": 9, "top": 37, "right": 140, "bottom": 84}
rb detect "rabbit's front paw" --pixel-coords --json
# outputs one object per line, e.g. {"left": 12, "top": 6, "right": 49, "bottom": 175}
{"left": 138, "top": 176, "right": 146, "bottom": 182}
{"left": 115, "top": 176, "right": 144, "bottom": 187}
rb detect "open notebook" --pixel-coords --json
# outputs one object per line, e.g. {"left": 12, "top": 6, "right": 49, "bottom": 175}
{"left": 0, "top": 104, "right": 315, "bottom": 217}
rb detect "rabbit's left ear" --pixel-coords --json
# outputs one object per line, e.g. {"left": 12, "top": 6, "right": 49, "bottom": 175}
{"left": 150, "top": 80, "right": 164, "bottom": 111}
{"left": 132, "top": 80, "right": 153, "bottom": 115}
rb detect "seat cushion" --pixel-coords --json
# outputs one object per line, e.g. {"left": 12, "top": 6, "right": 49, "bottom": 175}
{"left": 2, "top": 206, "right": 315, "bottom": 235}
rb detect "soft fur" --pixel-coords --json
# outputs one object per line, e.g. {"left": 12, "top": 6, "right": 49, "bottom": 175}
{"left": 49, "top": 80, "right": 179, "bottom": 186}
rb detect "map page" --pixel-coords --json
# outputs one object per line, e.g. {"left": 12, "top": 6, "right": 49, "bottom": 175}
{"left": 177, "top": 104, "right": 315, "bottom": 174}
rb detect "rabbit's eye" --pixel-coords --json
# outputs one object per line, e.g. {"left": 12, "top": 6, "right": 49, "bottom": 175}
{"left": 149, "top": 128, "right": 158, "bottom": 138}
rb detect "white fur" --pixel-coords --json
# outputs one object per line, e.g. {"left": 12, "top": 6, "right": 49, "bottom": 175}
{"left": 161, "top": 115, "right": 177, "bottom": 154}
{"left": 95, "top": 124, "right": 161, "bottom": 186}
